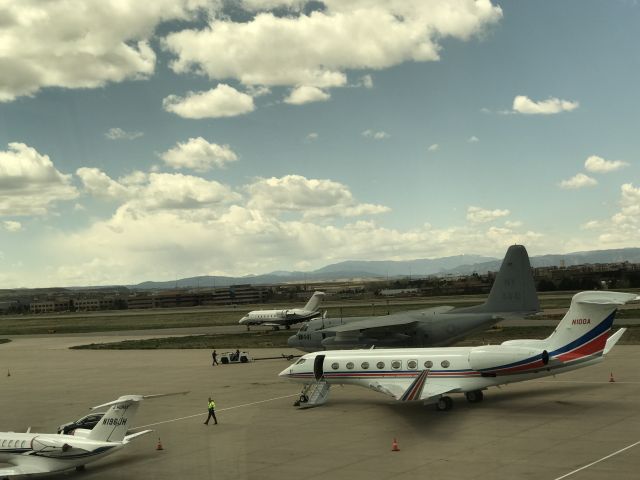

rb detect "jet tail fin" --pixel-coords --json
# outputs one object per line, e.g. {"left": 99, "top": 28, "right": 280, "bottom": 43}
{"left": 457, "top": 245, "right": 539, "bottom": 315}
{"left": 87, "top": 392, "right": 188, "bottom": 443}
{"left": 303, "top": 292, "right": 325, "bottom": 312}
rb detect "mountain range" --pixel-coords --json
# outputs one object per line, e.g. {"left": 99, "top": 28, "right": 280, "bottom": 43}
{"left": 131, "top": 247, "right": 640, "bottom": 290}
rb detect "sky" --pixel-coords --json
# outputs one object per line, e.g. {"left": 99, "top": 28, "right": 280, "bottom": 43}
{"left": 0, "top": 0, "right": 639, "bottom": 288}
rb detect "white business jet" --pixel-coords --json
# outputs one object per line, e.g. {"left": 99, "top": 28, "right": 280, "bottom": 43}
{"left": 239, "top": 291, "right": 325, "bottom": 330}
{"left": 279, "top": 291, "right": 636, "bottom": 410}
{"left": 0, "top": 392, "right": 186, "bottom": 477}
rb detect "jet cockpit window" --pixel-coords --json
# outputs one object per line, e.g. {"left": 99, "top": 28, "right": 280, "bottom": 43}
{"left": 376, "top": 361, "right": 385, "bottom": 369}
{"left": 424, "top": 360, "right": 433, "bottom": 368}
{"left": 295, "top": 358, "right": 306, "bottom": 365}
{"left": 391, "top": 360, "right": 402, "bottom": 370}
{"left": 346, "top": 362, "right": 354, "bottom": 369}
{"left": 331, "top": 362, "right": 339, "bottom": 370}
{"left": 361, "top": 362, "right": 369, "bottom": 369}
{"left": 441, "top": 360, "right": 450, "bottom": 368}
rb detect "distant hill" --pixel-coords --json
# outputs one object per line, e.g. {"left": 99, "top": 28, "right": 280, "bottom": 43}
{"left": 440, "top": 248, "right": 640, "bottom": 276}
{"left": 130, "top": 247, "right": 640, "bottom": 290}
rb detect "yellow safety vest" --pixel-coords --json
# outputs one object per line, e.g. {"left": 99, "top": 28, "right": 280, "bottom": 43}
{"left": 208, "top": 401, "right": 216, "bottom": 409}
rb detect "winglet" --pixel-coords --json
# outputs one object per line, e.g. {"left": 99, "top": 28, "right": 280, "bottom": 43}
{"left": 400, "top": 369, "right": 430, "bottom": 402}
{"left": 604, "top": 328, "right": 626, "bottom": 355}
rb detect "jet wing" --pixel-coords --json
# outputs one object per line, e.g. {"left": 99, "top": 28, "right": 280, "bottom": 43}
{"left": 321, "top": 306, "right": 455, "bottom": 334}
{"left": 367, "top": 369, "right": 460, "bottom": 403}
{"left": 0, "top": 464, "right": 50, "bottom": 476}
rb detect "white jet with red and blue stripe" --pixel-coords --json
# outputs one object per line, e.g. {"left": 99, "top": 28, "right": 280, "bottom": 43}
{"left": 279, "top": 291, "right": 637, "bottom": 410}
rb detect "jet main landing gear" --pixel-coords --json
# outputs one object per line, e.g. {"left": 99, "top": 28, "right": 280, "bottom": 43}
{"left": 465, "top": 390, "right": 484, "bottom": 403}
{"left": 435, "top": 396, "right": 453, "bottom": 411}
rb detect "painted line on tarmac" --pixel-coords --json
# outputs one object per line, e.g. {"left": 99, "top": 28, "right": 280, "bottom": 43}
{"left": 553, "top": 440, "right": 640, "bottom": 480}
{"left": 534, "top": 380, "right": 640, "bottom": 384}
{"left": 134, "top": 394, "right": 297, "bottom": 429}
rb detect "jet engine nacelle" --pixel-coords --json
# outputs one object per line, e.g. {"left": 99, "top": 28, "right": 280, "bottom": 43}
{"left": 468, "top": 345, "right": 549, "bottom": 372}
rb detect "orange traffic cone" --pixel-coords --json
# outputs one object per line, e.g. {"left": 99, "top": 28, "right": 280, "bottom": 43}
{"left": 156, "top": 438, "right": 164, "bottom": 451}
{"left": 391, "top": 438, "right": 400, "bottom": 452}
{"left": 609, "top": 372, "right": 615, "bottom": 383}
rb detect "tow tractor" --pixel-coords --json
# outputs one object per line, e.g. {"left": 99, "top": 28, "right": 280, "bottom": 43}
{"left": 220, "top": 351, "right": 253, "bottom": 364}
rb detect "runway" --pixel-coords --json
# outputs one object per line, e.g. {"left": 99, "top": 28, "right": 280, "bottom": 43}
{"left": 1, "top": 336, "right": 640, "bottom": 479}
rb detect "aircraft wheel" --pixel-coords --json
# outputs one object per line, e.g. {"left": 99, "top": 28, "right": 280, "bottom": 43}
{"left": 465, "top": 390, "right": 484, "bottom": 403}
{"left": 436, "top": 396, "right": 453, "bottom": 411}
{"left": 75, "top": 465, "right": 86, "bottom": 472}
{"left": 299, "top": 394, "right": 309, "bottom": 403}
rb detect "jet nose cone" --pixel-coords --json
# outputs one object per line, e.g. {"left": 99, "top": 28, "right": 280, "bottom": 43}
{"left": 278, "top": 366, "right": 291, "bottom": 378}
{"left": 287, "top": 334, "right": 298, "bottom": 348}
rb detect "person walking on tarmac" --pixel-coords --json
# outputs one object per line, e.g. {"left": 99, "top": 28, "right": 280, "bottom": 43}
{"left": 212, "top": 349, "right": 219, "bottom": 366}
{"left": 204, "top": 397, "right": 218, "bottom": 425}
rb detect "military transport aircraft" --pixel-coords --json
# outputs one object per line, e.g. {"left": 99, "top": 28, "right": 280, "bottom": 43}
{"left": 239, "top": 291, "right": 325, "bottom": 330}
{"left": 0, "top": 392, "right": 186, "bottom": 477}
{"left": 288, "top": 245, "right": 539, "bottom": 351}
{"left": 279, "top": 291, "right": 636, "bottom": 410}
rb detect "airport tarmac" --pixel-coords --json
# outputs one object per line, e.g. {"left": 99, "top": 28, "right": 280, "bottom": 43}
{"left": 1, "top": 336, "right": 640, "bottom": 479}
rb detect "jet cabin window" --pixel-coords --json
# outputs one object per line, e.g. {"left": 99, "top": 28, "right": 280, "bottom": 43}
{"left": 361, "top": 362, "right": 369, "bottom": 369}
{"left": 407, "top": 360, "right": 417, "bottom": 369}
{"left": 376, "top": 361, "right": 385, "bottom": 369}
{"left": 441, "top": 360, "right": 450, "bottom": 368}
{"left": 424, "top": 360, "right": 433, "bottom": 368}
{"left": 346, "top": 362, "right": 354, "bottom": 370}
{"left": 391, "top": 360, "right": 402, "bottom": 370}
{"left": 331, "top": 362, "right": 339, "bottom": 370}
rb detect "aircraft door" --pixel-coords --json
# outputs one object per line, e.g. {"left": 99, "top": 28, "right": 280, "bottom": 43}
{"left": 313, "top": 354, "right": 325, "bottom": 380}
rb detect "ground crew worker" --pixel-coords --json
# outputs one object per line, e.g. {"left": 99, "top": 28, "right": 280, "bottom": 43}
{"left": 204, "top": 397, "right": 218, "bottom": 425}
{"left": 212, "top": 349, "right": 219, "bottom": 366}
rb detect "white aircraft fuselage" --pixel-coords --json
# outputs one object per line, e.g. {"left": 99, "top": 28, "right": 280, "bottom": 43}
{"left": 280, "top": 291, "right": 636, "bottom": 408}
{"left": 239, "top": 291, "right": 325, "bottom": 329}
{"left": 0, "top": 433, "right": 121, "bottom": 475}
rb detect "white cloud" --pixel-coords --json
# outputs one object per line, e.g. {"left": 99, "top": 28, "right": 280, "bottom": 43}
{"left": 428, "top": 143, "right": 439, "bottom": 151}
{"left": 78, "top": 169, "right": 241, "bottom": 213}
{"left": 45, "top": 207, "right": 546, "bottom": 286}
{"left": 245, "top": 85, "right": 272, "bottom": 97}
{"left": 0, "top": 0, "right": 207, "bottom": 102}
{"left": 576, "top": 183, "right": 640, "bottom": 248}
{"left": 512, "top": 95, "right": 579, "bottom": 115}
{"left": 0, "top": 142, "right": 77, "bottom": 216}
{"left": 360, "top": 74, "right": 373, "bottom": 88}
{"left": 163, "top": 84, "right": 255, "bottom": 119}
{"left": 246, "top": 174, "right": 389, "bottom": 218}
{"left": 306, "top": 132, "right": 319, "bottom": 141}
{"left": 284, "top": 86, "right": 330, "bottom": 105}
{"left": 362, "top": 130, "right": 389, "bottom": 140}
{"left": 559, "top": 173, "right": 597, "bottom": 189}
{"left": 105, "top": 128, "right": 144, "bottom": 141}
{"left": 505, "top": 220, "right": 522, "bottom": 228}
{"left": 3, "top": 221, "right": 22, "bottom": 232}
{"left": 76, "top": 168, "right": 130, "bottom": 199}
{"left": 163, "top": 1, "right": 502, "bottom": 89}
{"left": 584, "top": 155, "right": 629, "bottom": 173}
{"left": 468, "top": 136, "right": 479, "bottom": 143}
{"left": 160, "top": 137, "right": 238, "bottom": 172}
{"left": 466, "top": 206, "right": 510, "bottom": 224}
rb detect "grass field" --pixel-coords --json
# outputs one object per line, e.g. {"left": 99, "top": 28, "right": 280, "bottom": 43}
{"left": 69, "top": 325, "right": 640, "bottom": 350}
